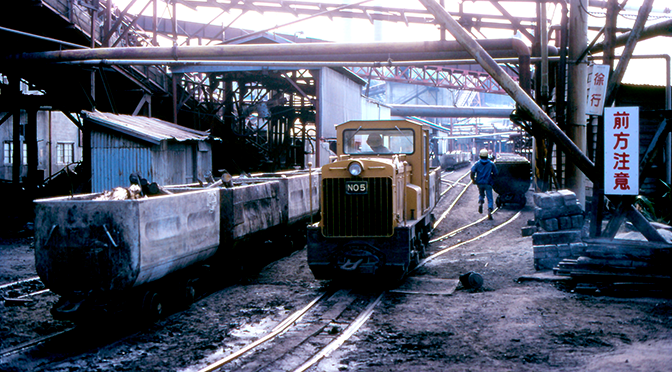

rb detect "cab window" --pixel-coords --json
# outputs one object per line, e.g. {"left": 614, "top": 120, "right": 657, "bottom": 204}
{"left": 343, "top": 128, "right": 414, "bottom": 155}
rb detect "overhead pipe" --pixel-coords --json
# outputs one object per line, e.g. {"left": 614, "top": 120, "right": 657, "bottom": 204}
{"left": 389, "top": 105, "right": 513, "bottom": 118}
{"left": 590, "top": 19, "right": 672, "bottom": 54}
{"left": 4, "top": 38, "right": 533, "bottom": 63}
{"left": 64, "top": 56, "right": 563, "bottom": 67}
{"left": 417, "top": 0, "right": 595, "bottom": 177}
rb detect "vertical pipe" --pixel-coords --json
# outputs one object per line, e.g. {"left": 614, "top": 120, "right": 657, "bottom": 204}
{"left": 533, "top": 8, "right": 549, "bottom": 191}
{"left": 566, "top": 0, "right": 588, "bottom": 208}
{"left": 315, "top": 70, "right": 321, "bottom": 167}
{"left": 153, "top": 0, "right": 158, "bottom": 46}
{"left": 666, "top": 55, "right": 671, "bottom": 185}
{"left": 556, "top": 0, "right": 569, "bottom": 188}
{"left": 172, "top": 72, "right": 181, "bottom": 123}
{"left": 539, "top": 0, "right": 549, "bottom": 100}
{"left": 172, "top": 0, "right": 178, "bottom": 46}
{"left": 104, "top": 0, "right": 111, "bottom": 47}
{"left": 83, "top": 119, "right": 91, "bottom": 193}
{"left": 90, "top": 3, "right": 97, "bottom": 100}
{"left": 440, "top": 0, "right": 446, "bottom": 42}
{"left": 603, "top": 0, "right": 618, "bottom": 69}
{"left": 26, "top": 109, "right": 38, "bottom": 193}
{"left": 591, "top": 0, "right": 618, "bottom": 236}
{"left": 12, "top": 77, "right": 21, "bottom": 185}
{"left": 48, "top": 112, "right": 52, "bottom": 178}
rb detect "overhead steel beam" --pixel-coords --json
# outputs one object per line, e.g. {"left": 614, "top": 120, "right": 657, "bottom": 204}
{"left": 169, "top": 0, "right": 537, "bottom": 30}
{"left": 417, "top": 0, "right": 595, "bottom": 177}
{"left": 351, "top": 65, "right": 509, "bottom": 94}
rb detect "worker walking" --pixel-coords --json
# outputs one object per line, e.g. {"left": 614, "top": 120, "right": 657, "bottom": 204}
{"left": 471, "top": 149, "right": 498, "bottom": 220}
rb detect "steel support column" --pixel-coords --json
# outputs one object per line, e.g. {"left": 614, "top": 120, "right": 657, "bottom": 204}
{"left": 566, "top": 0, "right": 588, "bottom": 208}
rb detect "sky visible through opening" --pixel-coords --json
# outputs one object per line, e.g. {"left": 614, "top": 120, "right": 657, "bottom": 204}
{"left": 111, "top": 0, "right": 671, "bottom": 86}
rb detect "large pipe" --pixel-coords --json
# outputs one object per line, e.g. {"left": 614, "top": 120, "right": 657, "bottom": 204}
{"left": 3, "top": 39, "right": 531, "bottom": 63}
{"left": 389, "top": 105, "right": 513, "bottom": 118}
{"left": 418, "top": 0, "right": 595, "bottom": 177}
{"left": 590, "top": 19, "right": 672, "bottom": 54}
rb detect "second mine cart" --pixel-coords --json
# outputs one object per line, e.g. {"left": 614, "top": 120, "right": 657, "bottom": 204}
{"left": 492, "top": 153, "right": 531, "bottom": 208}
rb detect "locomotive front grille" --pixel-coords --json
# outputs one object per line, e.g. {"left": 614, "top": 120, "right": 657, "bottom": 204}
{"left": 322, "top": 177, "right": 393, "bottom": 237}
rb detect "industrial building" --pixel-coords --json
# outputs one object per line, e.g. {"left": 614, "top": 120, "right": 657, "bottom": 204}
{"left": 0, "top": 0, "right": 671, "bottom": 237}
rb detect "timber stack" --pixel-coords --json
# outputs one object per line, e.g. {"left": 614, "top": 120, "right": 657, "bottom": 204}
{"left": 531, "top": 189, "right": 672, "bottom": 292}
{"left": 554, "top": 231, "right": 672, "bottom": 294}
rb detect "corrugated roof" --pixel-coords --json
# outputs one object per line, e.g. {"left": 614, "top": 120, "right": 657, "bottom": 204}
{"left": 82, "top": 110, "right": 209, "bottom": 145}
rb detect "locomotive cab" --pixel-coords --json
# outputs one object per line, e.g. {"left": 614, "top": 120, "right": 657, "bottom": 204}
{"left": 307, "top": 119, "right": 441, "bottom": 282}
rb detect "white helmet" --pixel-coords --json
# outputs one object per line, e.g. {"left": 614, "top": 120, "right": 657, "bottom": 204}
{"left": 479, "top": 149, "right": 489, "bottom": 158}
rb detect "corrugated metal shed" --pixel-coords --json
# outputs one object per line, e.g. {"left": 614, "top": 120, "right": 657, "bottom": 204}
{"left": 83, "top": 111, "right": 212, "bottom": 192}
{"left": 83, "top": 110, "right": 209, "bottom": 144}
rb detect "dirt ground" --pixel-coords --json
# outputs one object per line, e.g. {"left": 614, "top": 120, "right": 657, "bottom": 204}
{"left": 2, "top": 171, "right": 672, "bottom": 371}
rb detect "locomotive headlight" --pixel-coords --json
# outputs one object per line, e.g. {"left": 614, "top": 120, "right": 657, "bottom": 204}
{"left": 348, "top": 161, "right": 364, "bottom": 177}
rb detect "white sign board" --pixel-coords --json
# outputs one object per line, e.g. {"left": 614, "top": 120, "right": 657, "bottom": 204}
{"left": 604, "top": 107, "right": 639, "bottom": 195}
{"left": 586, "top": 64, "right": 610, "bottom": 116}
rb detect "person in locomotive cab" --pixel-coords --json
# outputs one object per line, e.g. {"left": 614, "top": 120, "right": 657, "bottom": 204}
{"left": 366, "top": 133, "right": 391, "bottom": 153}
{"left": 471, "top": 148, "right": 498, "bottom": 220}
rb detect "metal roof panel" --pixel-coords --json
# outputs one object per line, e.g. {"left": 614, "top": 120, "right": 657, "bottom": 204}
{"left": 83, "top": 111, "right": 209, "bottom": 144}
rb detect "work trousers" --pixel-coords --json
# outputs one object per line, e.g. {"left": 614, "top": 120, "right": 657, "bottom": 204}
{"left": 477, "top": 184, "right": 494, "bottom": 210}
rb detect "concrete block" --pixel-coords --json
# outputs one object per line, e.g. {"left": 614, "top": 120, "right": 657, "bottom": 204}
{"left": 559, "top": 216, "right": 572, "bottom": 230}
{"left": 534, "top": 192, "right": 564, "bottom": 209}
{"left": 534, "top": 202, "right": 584, "bottom": 220}
{"left": 557, "top": 189, "right": 577, "bottom": 206}
{"left": 557, "top": 244, "right": 572, "bottom": 258}
{"left": 533, "top": 244, "right": 558, "bottom": 259}
{"left": 571, "top": 214, "right": 585, "bottom": 229}
{"left": 570, "top": 242, "right": 587, "bottom": 257}
{"left": 540, "top": 218, "right": 559, "bottom": 232}
{"left": 535, "top": 257, "right": 563, "bottom": 270}
{"left": 532, "top": 230, "right": 582, "bottom": 245}
{"left": 521, "top": 225, "right": 537, "bottom": 237}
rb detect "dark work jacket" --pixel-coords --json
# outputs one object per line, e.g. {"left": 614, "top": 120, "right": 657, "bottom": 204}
{"left": 471, "top": 158, "right": 498, "bottom": 186}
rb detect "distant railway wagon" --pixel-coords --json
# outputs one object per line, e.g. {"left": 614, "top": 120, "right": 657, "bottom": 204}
{"left": 34, "top": 170, "right": 319, "bottom": 320}
{"left": 492, "top": 153, "right": 531, "bottom": 208}
{"left": 440, "top": 151, "right": 472, "bottom": 171}
{"left": 307, "top": 119, "right": 441, "bottom": 281}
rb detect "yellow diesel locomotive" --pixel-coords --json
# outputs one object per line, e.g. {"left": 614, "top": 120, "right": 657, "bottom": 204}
{"left": 307, "top": 119, "right": 441, "bottom": 281}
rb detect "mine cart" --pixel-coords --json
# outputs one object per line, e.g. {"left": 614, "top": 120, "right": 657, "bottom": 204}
{"left": 493, "top": 153, "right": 531, "bottom": 208}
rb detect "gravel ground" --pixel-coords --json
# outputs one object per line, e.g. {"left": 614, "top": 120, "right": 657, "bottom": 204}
{"left": 2, "top": 171, "right": 672, "bottom": 371}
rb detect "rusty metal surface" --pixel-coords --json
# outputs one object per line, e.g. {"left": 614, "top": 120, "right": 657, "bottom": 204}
{"left": 34, "top": 188, "right": 221, "bottom": 296}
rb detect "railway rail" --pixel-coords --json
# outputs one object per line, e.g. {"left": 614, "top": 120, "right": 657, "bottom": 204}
{"left": 1, "top": 163, "right": 529, "bottom": 371}
{"left": 183, "top": 170, "right": 523, "bottom": 372}
{"left": 0, "top": 277, "right": 44, "bottom": 296}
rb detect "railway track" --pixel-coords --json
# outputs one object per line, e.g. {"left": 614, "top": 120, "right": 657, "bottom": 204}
{"left": 1, "top": 165, "right": 527, "bottom": 371}
{"left": 0, "top": 276, "right": 49, "bottom": 308}
{"left": 0, "top": 318, "right": 152, "bottom": 370}
{"left": 192, "top": 290, "right": 383, "bottom": 372}
{"left": 183, "top": 170, "right": 523, "bottom": 372}
{"left": 0, "top": 276, "right": 47, "bottom": 301}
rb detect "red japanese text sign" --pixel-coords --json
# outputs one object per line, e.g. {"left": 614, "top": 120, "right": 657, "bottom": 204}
{"left": 604, "top": 107, "right": 639, "bottom": 195}
{"left": 586, "top": 64, "right": 610, "bottom": 116}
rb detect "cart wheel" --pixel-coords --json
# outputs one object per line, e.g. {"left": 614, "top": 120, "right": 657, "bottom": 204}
{"left": 184, "top": 286, "right": 196, "bottom": 305}
{"left": 517, "top": 195, "right": 527, "bottom": 208}
{"left": 142, "top": 292, "right": 163, "bottom": 320}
